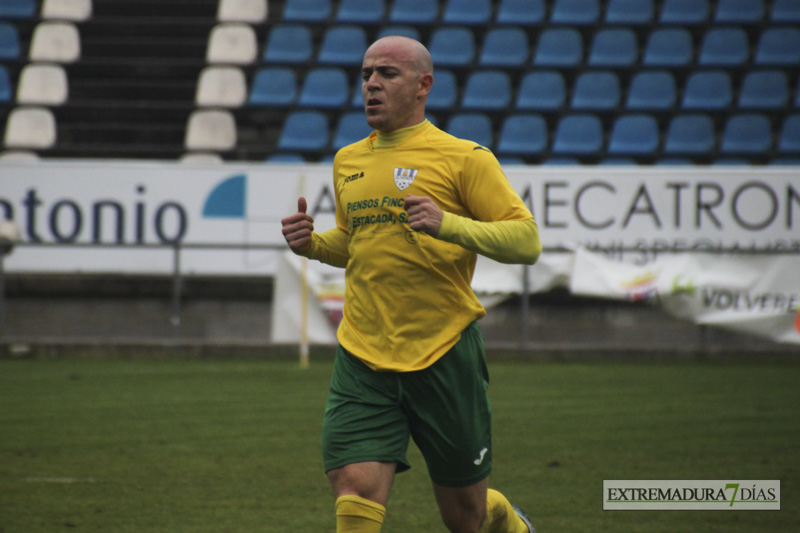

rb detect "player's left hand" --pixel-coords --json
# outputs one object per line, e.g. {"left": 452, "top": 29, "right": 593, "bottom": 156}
{"left": 404, "top": 194, "right": 443, "bottom": 237}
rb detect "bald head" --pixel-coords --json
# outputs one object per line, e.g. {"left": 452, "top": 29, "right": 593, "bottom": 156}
{"left": 366, "top": 36, "right": 434, "bottom": 76}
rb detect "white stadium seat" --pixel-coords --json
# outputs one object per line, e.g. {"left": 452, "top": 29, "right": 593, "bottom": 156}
{"left": 195, "top": 66, "right": 247, "bottom": 107}
{"left": 206, "top": 23, "right": 258, "bottom": 65}
{"left": 16, "top": 63, "right": 69, "bottom": 105}
{"left": 4, "top": 106, "right": 57, "bottom": 149}
{"left": 184, "top": 109, "right": 237, "bottom": 151}
{"left": 41, "top": 0, "right": 93, "bottom": 21}
{"left": 28, "top": 21, "right": 81, "bottom": 63}
{"left": 217, "top": 0, "right": 267, "bottom": 22}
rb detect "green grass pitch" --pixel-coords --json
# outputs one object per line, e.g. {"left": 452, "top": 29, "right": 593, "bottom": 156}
{"left": 1, "top": 354, "right": 798, "bottom": 532}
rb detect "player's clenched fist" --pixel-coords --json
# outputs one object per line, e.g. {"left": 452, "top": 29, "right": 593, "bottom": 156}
{"left": 281, "top": 197, "right": 314, "bottom": 255}
{"left": 404, "top": 194, "right": 443, "bottom": 237}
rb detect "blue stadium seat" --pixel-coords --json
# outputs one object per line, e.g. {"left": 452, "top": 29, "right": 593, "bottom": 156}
{"left": 317, "top": 25, "right": 367, "bottom": 66}
{"left": 446, "top": 113, "right": 494, "bottom": 148}
{"left": 0, "top": 0, "right": 36, "bottom": 19}
{"left": 681, "top": 70, "right": 733, "bottom": 111}
{"left": 0, "top": 65, "right": 11, "bottom": 103}
{"left": 496, "top": 0, "right": 545, "bottom": 25}
{"left": 248, "top": 67, "right": 297, "bottom": 106}
{"left": 552, "top": 114, "right": 604, "bottom": 155}
{"left": 550, "top": 0, "right": 600, "bottom": 25}
{"left": 571, "top": 71, "right": 621, "bottom": 111}
{"left": 642, "top": 28, "right": 694, "bottom": 67}
{"left": 376, "top": 25, "right": 420, "bottom": 40}
{"left": 335, "top": 0, "right": 385, "bottom": 24}
{"left": 263, "top": 24, "right": 313, "bottom": 64}
{"left": 442, "top": 0, "right": 492, "bottom": 25}
{"left": 754, "top": 28, "right": 800, "bottom": 66}
{"left": 333, "top": 111, "right": 373, "bottom": 150}
{"left": 698, "top": 27, "right": 749, "bottom": 67}
{"left": 607, "top": 115, "right": 660, "bottom": 156}
{"left": 0, "top": 22, "right": 20, "bottom": 60}
{"left": 516, "top": 70, "right": 566, "bottom": 111}
{"left": 426, "top": 69, "right": 458, "bottom": 111}
{"left": 771, "top": 0, "right": 800, "bottom": 22}
{"left": 388, "top": 0, "right": 439, "bottom": 25}
{"left": 282, "top": 0, "right": 332, "bottom": 22}
{"left": 478, "top": 27, "right": 529, "bottom": 68}
{"left": 350, "top": 74, "right": 363, "bottom": 107}
{"left": 533, "top": 28, "right": 583, "bottom": 68}
{"left": 663, "top": 114, "right": 716, "bottom": 155}
{"left": 496, "top": 115, "right": 548, "bottom": 157}
{"left": 778, "top": 114, "right": 800, "bottom": 154}
{"left": 587, "top": 28, "right": 638, "bottom": 68}
{"left": 428, "top": 27, "right": 475, "bottom": 67}
{"left": 714, "top": 0, "right": 764, "bottom": 24}
{"left": 277, "top": 111, "right": 330, "bottom": 152}
{"left": 720, "top": 114, "right": 772, "bottom": 155}
{"left": 605, "top": 0, "right": 654, "bottom": 25}
{"left": 626, "top": 71, "right": 677, "bottom": 110}
{"left": 659, "top": 0, "right": 709, "bottom": 25}
{"left": 461, "top": 70, "right": 512, "bottom": 111}
{"left": 298, "top": 67, "right": 350, "bottom": 108}
{"left": 738, "top": 70, "right": 790, "bottom": 110}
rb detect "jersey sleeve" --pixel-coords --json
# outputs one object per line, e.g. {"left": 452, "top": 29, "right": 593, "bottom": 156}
{"left": 306, "top": 227, "right": 349, "bottom": 267}
{"left": 437, "top": 216, "right": 541, "bottom": 265}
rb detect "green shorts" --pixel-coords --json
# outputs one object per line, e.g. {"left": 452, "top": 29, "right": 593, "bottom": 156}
{"left": 322, "top": 322, "right": 492, "bottom": 487}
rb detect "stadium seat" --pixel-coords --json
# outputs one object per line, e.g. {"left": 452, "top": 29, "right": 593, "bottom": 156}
{"left": 16, "top": 63, "right": 69, "bottom": 106}
{"left": 376, "top": 25, "right": 420, "bottom": 40}
{"left": 428, "top": 27, "right": 475, "bottom": 68}
{"left": 697, "top": 27, "right": 749, "bottom": 67}
{"left": 550, "top": 0, "right": 600, "bottom": 25}
{"left": 605, "top": 0, "right": 654, "bottom": 25}
{"left": 714, "top": 0, "right": 764, "bottom": 24}
{"left": 282, "top": 0, "right": 332, "bottom": 22}
{"left": 570, "top": 71, "right": 621, "bottom": 111}
{"left": 335, "top": 0, "right": 384, "bottom": 24}
{"left": 552, "top": 114, "right": 604, "bottom": 155}
{"left": 29, "top": 22, "right": 81, "bottom": 63}
{"left": 720, "top": 114, "right": 772, "bottom": 155}
{"left": 607, "top": 115, "right": 660, "bottom": 156}
{"left": 0, "top": 0, "right": 36, "bottom": 19}
{"left": 533, "top": 28, "right": 583, "bottom": 67}
{"left": 495, "top": 0, "right": 545, "bottom": 25}
{"left": 659, "top": 0, "right": 709, "bottom": 25}
{"left": 217, "top": 0, "right": 268, "bottom": 23}
{"left": 587, "top": 28, "right": 638, "bottom": 68}
{"left": 298, "top": 67, "right": 349, "bottom": 108}
{"left": 0, "top": 23, "right": 20, "bottom": 60}
{"left": 461, "top": 70, "right": 512, "bottom": 111}
{"left": 777, "top": 114, "right": 800, "bottom": 154}
{"left": 516, "top": 70, "right": 566, "bottom": 111}
{"left": 185, "top": 110, "right": 237, "bottom": 151}
{"left": 317, "top": 25, "right": 367, "bottom": 66}
{"left": 681, "top": 70, "right": 733, "bottom": 111}
{"left": 738, "top": 70, "right": 790, "bottom": 110}
{"left": 388, "top": 0, "right": 439, "bottom": 25}
{"left": 262, "top": 24, "right": 313, "bottom": 64}
{"left": 0, "top": 66, "right": 11, "bottom": 103}
{"left": 663, "top": 114, "right": 715, "bottom": 155}
{"left": 206, "top": 23, "right": 257, "bottom": 64}
{"left": 332, "top": 111, "right": 373, "bottom": 150}
{"left": 442, "top": 0, "right": 491, "bottom": 25}
{"left": 0, "top": 149, "right": 39, "bottom": 161}
{"left": 41, "top": 0, "right": 93, "bottom": 21}
{"left": 642, "top": 28, "right": 693, "bottom": 67}
{"left": 754, "top": 28, "right": 800, "bottom": 66}
{"left": 496, "top": 114, "right": 548, "bottom": 157}
{"left": 248, "top": 67, "right": 297, "bottom": 107}
{"left": 446, "top": 113, "right": 493, "bottom": 148}
{"left": 426, "top": 69, "right": 458, "bottom": 111}
{"left": 277, "top": 111, "right": 329, "bottom": 152}
{"left": 196, "top": 66, "right": 247, "bottom": 107}
{"left": 771, "top": 0, "right": 800, "bottom": 22}
{"left": 625, "top": 71, "right": 677, "bottom": 110}
{"left": 478, "top": 27, "right": 529, "bottom": 68}
{"left": 4, "top": 106, "right": 57, "bottom": 149}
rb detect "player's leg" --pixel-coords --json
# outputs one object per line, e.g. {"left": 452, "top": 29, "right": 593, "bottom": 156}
{"left": 330, "top": 462, "right": 396, "bottom": 533}
{"left": 433, "top": 481, "right": 531, "bottom": 533}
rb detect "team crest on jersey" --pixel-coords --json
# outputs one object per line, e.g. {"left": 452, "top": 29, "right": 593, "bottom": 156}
{"left": 393, "top": 168, "right": 418, "bottom": 191}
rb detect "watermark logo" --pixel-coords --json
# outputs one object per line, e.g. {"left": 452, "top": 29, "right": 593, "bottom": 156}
{"left": 603, "top": 480, "right": 780, "bottom": 511}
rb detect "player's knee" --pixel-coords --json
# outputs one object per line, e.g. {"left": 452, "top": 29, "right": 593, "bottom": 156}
{"left": 440, "top": 504, "right": 486, "bottom": 533}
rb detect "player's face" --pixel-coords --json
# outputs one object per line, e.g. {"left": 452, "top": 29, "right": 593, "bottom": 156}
{"left": 361, "top": 41, "right": 428, "bottom": 132}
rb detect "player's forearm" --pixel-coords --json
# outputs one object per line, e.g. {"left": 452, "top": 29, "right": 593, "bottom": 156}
{"left": 305, "top": 227, "right": 350, "bottom": 268}
{"left": 437, "top": 215, "right": 541, "bottom": 265}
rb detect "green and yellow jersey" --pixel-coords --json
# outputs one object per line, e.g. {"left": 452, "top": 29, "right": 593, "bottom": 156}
{"left": 306, "top": 120, "right": 540, "bottom": 371}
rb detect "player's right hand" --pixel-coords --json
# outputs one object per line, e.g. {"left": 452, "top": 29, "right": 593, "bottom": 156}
{"left": 281, "top": 197, "right": 314, "bottom": 255}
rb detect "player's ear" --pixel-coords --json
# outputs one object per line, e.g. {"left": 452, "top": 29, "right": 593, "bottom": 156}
{"left": 418, "top": 72, "right": 433, "bottom": 98}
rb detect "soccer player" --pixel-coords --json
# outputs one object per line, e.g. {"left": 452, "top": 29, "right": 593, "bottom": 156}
{"left": 281, "top": 36, "right": 541, "bottom": 533}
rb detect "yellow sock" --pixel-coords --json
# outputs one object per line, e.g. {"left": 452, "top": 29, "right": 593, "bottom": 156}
{"left": 479, "top": 489, "right": 529, "bottom": 533}
{"left": 335, "top": 495, "right": 386, "bottom": 533}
